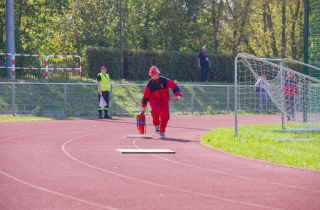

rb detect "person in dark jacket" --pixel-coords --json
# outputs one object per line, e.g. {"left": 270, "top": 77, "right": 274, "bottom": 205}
{"left": 198, "top": 47, "right": 211, "bottom": 82}
{"left": 141, "top": 66, "right": 182, "bottom": 138}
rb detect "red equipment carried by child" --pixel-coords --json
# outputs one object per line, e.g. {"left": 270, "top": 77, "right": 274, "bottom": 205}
{"left": 136, "top": 98, "right": 182, "bottom": 134}
{"left": 136, "top": 111, "right": 147, "bottom": 134}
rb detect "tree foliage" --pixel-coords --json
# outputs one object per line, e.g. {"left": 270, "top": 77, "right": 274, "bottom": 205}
{"left": 0, "top": 0, "right": 308, "bottom": 61}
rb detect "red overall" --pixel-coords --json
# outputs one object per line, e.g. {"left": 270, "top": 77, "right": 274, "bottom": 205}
{"left": 141, "top": 76, "right": 182, "bottom": 133}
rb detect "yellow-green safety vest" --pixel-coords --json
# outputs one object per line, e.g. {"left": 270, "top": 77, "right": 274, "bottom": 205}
{"left": 98, "top": 73, "right": 111, "bottom": 91}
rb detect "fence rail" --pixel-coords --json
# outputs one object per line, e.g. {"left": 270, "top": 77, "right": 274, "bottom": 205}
{"left": 0, "top": 54, "right": 81, "bottom": 79}
{"left": 0, "top": 82, "right": 278, "bottom": 117}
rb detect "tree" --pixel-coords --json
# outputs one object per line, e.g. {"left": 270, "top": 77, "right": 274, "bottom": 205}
{"left": 0, "top": 0, "right": 5, "bottom": 51}
{"left": 290, "top": 0, "right": 301, "bottom": 60}
{"left": 281, "top": 0, "right": 286, "bottom": 58}
{"left": 1, "top": 0, "right": 307, "bottom": 62}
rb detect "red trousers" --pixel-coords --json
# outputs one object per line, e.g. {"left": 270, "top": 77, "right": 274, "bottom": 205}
{"left": 149, "top": 98, "right": 170, "bottom": 132}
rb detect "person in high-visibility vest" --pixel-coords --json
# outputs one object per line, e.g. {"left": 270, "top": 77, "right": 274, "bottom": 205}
{"left": 97, "top": 66, "right": 112, "bottom": 119}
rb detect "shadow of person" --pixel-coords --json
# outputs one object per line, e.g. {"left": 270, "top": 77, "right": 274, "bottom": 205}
{"left": 154, "top": 137, "right": 197, "bottom": 143}
{"left": 87, "top": 118, "right": 124, "bottom": 122}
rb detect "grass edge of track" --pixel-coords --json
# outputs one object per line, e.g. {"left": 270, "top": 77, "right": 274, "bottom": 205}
{"left": 200, "top": 125, "right": 320, "bottom": 171}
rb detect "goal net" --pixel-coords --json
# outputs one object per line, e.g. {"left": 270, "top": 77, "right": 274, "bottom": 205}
{"left": 235, "top": 53, "right": 320, "bottom": 140}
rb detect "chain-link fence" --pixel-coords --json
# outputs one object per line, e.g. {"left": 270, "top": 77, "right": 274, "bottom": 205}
{"left": 0, "top": 82, "right": 279, "bottom": 117}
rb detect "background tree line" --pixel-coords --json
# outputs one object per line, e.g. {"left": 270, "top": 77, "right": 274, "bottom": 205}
{"left": 0, "top": 0, "right": 307, "bottom": 75}
{"left": 84, "top": 47, "right": 234, "bottom": 81}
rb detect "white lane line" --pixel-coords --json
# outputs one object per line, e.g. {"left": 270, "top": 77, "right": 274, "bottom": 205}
{"left": 0, "top": 170, "right": 120, "bottom": 210}
{"left": 0, "top": 128, "right": 123, "bottom": 210}
{"left": 0, "top": 118, "right": 112, "bottom": 142}
{"left": 0, "top": 128, "right": 75, "bottom": 142}
{"left": 62, "top": 135, "right": 283, "bottom": 210}
{"left": 132, "top": 139, "right": 320, "bottom": 193}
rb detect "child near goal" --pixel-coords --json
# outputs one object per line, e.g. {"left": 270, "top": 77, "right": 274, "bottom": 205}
{"left": 283, "top": 71, "right": 299, "bottom": 121}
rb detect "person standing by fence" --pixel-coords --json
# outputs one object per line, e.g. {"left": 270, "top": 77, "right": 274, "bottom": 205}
{"left": 198, "top": 47, "right": 211, "bottom": 82}
{"left": 97, "top": 66, "right": 112, "bottom": 119}
{"left": 255, "top": 74, "right": 268, "bottom": 110}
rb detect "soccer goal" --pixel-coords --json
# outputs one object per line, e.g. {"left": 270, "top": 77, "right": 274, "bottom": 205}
{"left": 235, "top": 53, "right": 320, "bottom": 140}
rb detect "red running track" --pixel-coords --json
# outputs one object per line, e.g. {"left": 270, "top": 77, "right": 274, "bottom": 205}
{"left": 0, "top": 115, "right": 320, "bottom": 210}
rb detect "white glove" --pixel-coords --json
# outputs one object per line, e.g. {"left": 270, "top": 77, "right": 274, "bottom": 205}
{"left": 177, "top": 95, "right": 182, "bottom": 102}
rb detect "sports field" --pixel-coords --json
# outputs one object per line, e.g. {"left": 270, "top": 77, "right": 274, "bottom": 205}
{"left": 1, "top": 115, "right": 320, "bottom": 209}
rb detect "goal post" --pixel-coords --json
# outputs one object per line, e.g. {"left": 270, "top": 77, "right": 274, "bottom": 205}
{"left": 3, "top": 54, "right": 82, "bottom": 80}
{"left": 0, "top": 53, "right": 15, "bottom": 78}
{"left": 235, "top": 53, "right": 320, "bottom": 140}
{"left": 14, "top": 54, "right": 47, "bottom": 79}
{"left": 47, "top": 55, "right": 82, "bottom": 79}
{"left": 281, "top": 58, "right": 320, "bottom": 124}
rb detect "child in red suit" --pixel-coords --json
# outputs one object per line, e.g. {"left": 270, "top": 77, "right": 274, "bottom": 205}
{"left": 283, "top": 71, "right": 299, "bottom": 121}
{"left": 141, "top": 66, "right": 182, "bottom": 138}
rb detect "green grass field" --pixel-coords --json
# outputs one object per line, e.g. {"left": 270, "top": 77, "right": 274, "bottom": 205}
{"left": 201, "top": 124, "right": 320, "bottom": 170}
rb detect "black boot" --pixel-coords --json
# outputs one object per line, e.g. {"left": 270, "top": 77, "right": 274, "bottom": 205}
{"left": 104, "top": 110, "right": 112, "bottom": 119}
{"left": 98, "top": 110, "right": 103, "bottom": 119}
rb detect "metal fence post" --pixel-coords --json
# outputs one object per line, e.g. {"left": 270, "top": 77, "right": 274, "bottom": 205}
{"left": 234, "top": 55, "right": 239, "bottom": 137}
{"left": 191, "top": 85, "right": 194, "bottom": 114}
{"left": 64, "top": 84, "right": 67, "bottom": 116}
{"left": 280, "top": 62, "right": 285, "bottom": 130}
{"left": 45, "top": 56, "right": 48, "bottom": 80}
{"left": 110, "top": 84, "right": 113, "bottom": 116}
{"left": 227, "top": 86, "right": 230, "bottom": 113}
{"left": 12, "top": 83, "right": 15, "bottom": 116}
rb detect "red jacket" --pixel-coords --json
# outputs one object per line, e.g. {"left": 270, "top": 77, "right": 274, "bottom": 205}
{"left": 282, "top": 78, "right": 298, "bottom": 95}
{"left": 141, "top": 76, "right": 182, "bottom": 107}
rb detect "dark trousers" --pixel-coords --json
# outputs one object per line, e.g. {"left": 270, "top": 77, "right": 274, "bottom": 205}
{"left": 285, "top": 95, "right": 295, "bottom": 117}
{"left": 98, "top": 91, "right": 110, "bottom": 110}
{"left": 201, "top": 66, "right": 208, "bottom": 82}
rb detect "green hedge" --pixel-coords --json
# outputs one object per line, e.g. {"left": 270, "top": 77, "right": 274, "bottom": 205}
{"left": 83, "top": 47, "right": 235, "bottom": 82}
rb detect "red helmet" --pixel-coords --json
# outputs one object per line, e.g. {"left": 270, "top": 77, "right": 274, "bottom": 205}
{"left": 149, "top": 66, "right": 160, "bottom": 75}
